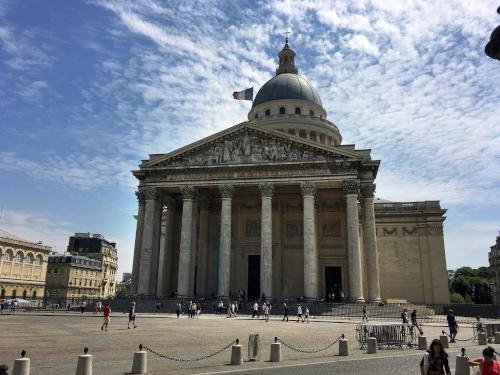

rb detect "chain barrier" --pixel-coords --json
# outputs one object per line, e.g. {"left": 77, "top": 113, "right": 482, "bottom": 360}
{"left": 141, "top": 340, "right": 236, "bottom": 362}
{"left": 277, "top": 335, "right": 342, "bottom": 354}
{"left": 441, "top": 330, "right": 477, "bottom": 342}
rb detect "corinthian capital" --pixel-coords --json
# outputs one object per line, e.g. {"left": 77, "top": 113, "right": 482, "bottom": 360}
{"left": 360, "top": 183, "right": 376, "bottom": 199}
{"left": 343, "top": 180, "right": 360, "bottom": 195}
{"left": 135, "top": 190, "right": 146, "bottom": 205}
{"left": 143, "top": 187, "right": 159, "bottom": 200}
{"left": 180, "top": 185, "right": 196, "bottom": 200}
{"left": 300, "top": 181, "right": 317, "bottom": 197}
{"left": 218, "top": 184, "right": 234, "bottom": 199}
{"left": 258, "top": 183, "right": 274, "bottom": 198}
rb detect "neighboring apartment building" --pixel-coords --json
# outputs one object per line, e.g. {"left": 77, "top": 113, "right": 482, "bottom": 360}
{"left": 67, "top": 233, "right": 118, "bottom": 298}
{"left": 45, "top": 254, "right": 102, "bottom": 305}
{"left": 489, "top": 232, "right": 500, "bottom": 304}
{"left": 0, "top": 230, "right": 52, "bottom": 300}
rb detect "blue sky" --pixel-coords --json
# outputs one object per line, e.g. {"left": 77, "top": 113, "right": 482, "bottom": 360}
{"left": 1, "top": 0, "right": 499, "bottom": 279}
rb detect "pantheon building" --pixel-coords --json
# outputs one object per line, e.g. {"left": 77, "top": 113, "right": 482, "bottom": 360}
{"left": 131, "top": 39, "right": 450, "bottom": 304}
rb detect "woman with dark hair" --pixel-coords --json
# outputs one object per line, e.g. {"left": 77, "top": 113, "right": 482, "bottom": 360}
{"left": 420, "top": 339, "right": 451, "bottom": 375}
{"left": 468, "top": 346, "right": 499, "bottom": 375}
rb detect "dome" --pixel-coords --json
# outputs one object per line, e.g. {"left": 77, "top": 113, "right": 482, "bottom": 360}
{"left": 252, "top": 73, "right": 322, "bottom": 108}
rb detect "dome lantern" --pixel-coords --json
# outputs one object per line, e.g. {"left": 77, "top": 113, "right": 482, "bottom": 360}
{"left": 276, "top": 34, "right": 298, "bottom": 75}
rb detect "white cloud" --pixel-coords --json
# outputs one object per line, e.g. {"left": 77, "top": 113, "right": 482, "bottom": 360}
{"left": 345, "top": 34, "right": 380, "bottom": 56}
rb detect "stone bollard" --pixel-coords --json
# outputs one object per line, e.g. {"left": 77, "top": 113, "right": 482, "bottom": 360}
{"left": 440, "top": 332, "right": 449, "bottom": 349}
{"left": 76, "top": 348, "right": 92, "bottom": 375}
{"left": 455, "top": 348, "right": 470, "bottom": 375}
{"left": 270, "top": 338, "right": 282, "bottom": 362}
{"left": 418, "top": 336, "right": 427, "bottom": 350}
{"left": 13, "top": 350, "right": 30, "bottom": 375}
{"left": 367, "top": 337, "right": 377, "bottom": 354}
{"left": 230, "top": 339, "right": 243, "bottom": 365}
{"left": 131, "top": 345, "right": 147, "bottom": 374}
{"left": 339, "top": 335, "right": 349, "bottom": 356}
{"left": 478, "top": 332, "right": 487, "bottom": 346}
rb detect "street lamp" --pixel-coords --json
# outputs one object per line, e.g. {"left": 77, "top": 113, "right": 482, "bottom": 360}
{"left": 485, "top": 7, "right": 500, "bottom": 61}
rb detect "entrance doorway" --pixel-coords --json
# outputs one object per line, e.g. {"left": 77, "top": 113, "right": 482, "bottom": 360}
{"left": 248, "top": 255, "right": 260, "bottom": 300}
{"left": 325, "top": 266, "right": 342, "bottom": 302}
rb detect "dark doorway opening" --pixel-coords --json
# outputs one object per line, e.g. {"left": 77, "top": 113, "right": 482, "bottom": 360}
{"left": 248, "top": 255, "right": 260, "bottom": 300}
{"left": 325, "top": 266, "right": 342, "bottom": 302}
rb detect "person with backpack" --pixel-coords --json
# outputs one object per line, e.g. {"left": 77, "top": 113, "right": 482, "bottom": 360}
{"left": 419, "top": 338, "right": 451, "bottom": 375}
{"left": 446, "top": 309, "right": 458, "bottom": 343}
{"left": 468, "top": 346, "right": 499, "bottom": 375}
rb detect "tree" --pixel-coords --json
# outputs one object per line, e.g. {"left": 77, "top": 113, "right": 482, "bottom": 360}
{"left": 449, "top": 266, "right": 492, "bottom": 304}
{"left": 450, "top": 292, "right": 465, "bottom": 303}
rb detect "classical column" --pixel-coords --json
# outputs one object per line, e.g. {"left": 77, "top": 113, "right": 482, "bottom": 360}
{"left": 188, "top": 197, "right": 199, "bottom": 296}
{"left": 301, "top": 181, "right": 318, "bottom": 299}
{"left": 362, "top": 184, "right": 381, "bottom": 302}
{"left": 137, "top": 187, "right": 162, "bottom": 295}
{"left": 196, "top": 194, "right": 210, "bottom": 296}
{"left": 218, "top": 184, "right": 234, "bottom": 298}
{"left": 156, "top": 195, "right": 176, "bottom": 297}
{"left": 344, "top": 180, "right": 365, "bottom": 302}
{"left": 177, "top": 186, "right": 195, "bottom": 297}
{"left": 131, "top": 190, "right": 146, "bottom": 294}
{"left": 259, "top": 182, "right": 274, "bottom": 299}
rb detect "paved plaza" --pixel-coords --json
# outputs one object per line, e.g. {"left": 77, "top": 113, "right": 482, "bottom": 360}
{"left": 0, "top": 311, "right": 493, "bottom": 374}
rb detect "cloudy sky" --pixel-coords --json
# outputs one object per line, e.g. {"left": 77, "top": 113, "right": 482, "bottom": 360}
{"left": 1, "top": 0, "right": 499, "bottom": 279}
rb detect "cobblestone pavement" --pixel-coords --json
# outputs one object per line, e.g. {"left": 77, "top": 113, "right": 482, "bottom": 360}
{"left": 0, "top": 312, "right": 488, "bottom": 374}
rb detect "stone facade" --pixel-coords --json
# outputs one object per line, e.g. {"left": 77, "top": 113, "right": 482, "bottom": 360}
{"left": 45, "top": 254, "right": 102, "bottom": 305}
{"left": 130, "top": 40, "right": 450, "bottom": 304}
{"left": 0, "top": 230, "right": 51, "bottom": 300}
{"left": 489, "top": 232, "right": 500, "bottom": 304}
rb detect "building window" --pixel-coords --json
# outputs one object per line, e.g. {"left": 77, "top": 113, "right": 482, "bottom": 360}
{"left": 12, "top": 289, "right": 17, "bottom": 298}
{"left": 15, "top": 252, "right": 23, "bottom": 263}
{"left": 295, "top": 107, "right": 301, "bottom": 115}
{"left": 299, "top": 129, "right": 306, "bottom": 138}
{"left": 265, "top": 109, "right": 270, "bottom": 116}
{"left": 288, "top": 129, "right": 296, "bottom": 135}
{"left": 279, "top": 107, "right": 285, "bottom": 114}
{"left": 23, "top": 290, "right": 27, "bottom": 298}
{"left": 310, "top": 131, "right": 317, "bottom": 142}
{"left": 33, "top": 291, "right": 37, "bottom": 298}
{"left": 35, "top": 255, "right": 42, "bottom": 265}
{"left": 309, "top": 110, "right": 314, "bottom": 116}
{"left": 0, "top": 289, "right": 4, "bottom": 298}
{"left": 4, "top": 250, "right": 13, "bottom": 261}
{"left": 26, "top": 254, "right": 33, "bottom": 264}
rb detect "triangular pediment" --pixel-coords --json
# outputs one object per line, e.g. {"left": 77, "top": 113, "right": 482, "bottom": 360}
{"left": 142, "top": 123, "right": 362, "bottom": 169}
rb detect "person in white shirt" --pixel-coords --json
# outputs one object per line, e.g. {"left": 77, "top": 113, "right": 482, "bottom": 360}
{"left": 304, "top": 307, "right": 310, "bottom": 323}
{"left": 252, "top": 302, "right": 258, "bottom": 318}
{"left": 297, "top": 304, "right": 303, "bottom": 323}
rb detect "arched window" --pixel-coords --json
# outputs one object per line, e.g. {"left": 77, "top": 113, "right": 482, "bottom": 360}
{"left": 4, "top": 250, "right": 13, "bottom": 261}
{"left": 310, "top": 131, "right": 317, "bottom": 142}
{"left": 33, "top": 291, "right": 37, "bottom": 299}
{"left": 35, "top": 255, "right": 43, "bottom": 265}
{"left": 279, "top": 107, "right": 285, "bottom": 115}
{"left": 12, "top": 289, "right": 17, "bottom": 298}
{"left": 265, "top": 109, "right": 270, "bottom": 116}
{"left": 23, "top": 290, "right": 27, "bottom": 298}
{"left": 295, "top": 107, "right": 301, "bottom": 115}
{"left": 26, "top": 253, "right": 34, "bottom": 264}
{"left": 309, "top": 110, "right": 314, "bottom": 116}
{"left": 15, "top": 252, "right": 24, "bottom": 263}
{"left": 0, "top": 289, "right": 5, "bottom": 298}
{"left": 284, "top": 56, "right": 288, "bottom": 63}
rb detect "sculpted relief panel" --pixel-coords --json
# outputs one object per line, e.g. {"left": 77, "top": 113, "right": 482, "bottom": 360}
{"left": 155, "top": 131, "right": 340, "bottom": 167}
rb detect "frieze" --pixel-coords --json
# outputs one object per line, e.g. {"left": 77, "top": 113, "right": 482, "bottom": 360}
{"left": 327, "top": 159, "right": 358, "bottom": 175}
{"left": 402, "top": 227, "right": 417, "bottom": 235}
{"left": 383, "top": 227, "right": 398, "bottom": 236}
{"left": 153, "top": 129, "right": 340, "bottom": 167}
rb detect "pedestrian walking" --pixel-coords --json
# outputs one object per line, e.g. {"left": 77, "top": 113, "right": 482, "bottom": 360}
{"left": 128, "top": 302, "right": 137, "bottom": 329}
{"left": 252, "top": 301, "right": 258, "bottom": 318}
{"left": 196, "top": 302, "right": 201, "bottom": 318}
{"left": 362, "top": 304, "right": 368, "bottom": 322}
{"left": 297, "top": 304, "right": 302, "bottom": 323}
{"left": 411, "top": 309, "right": 423, "bottom": 335}
{"left": 264, "top": 303, "right": 270, "bottom": 322}
{"left": 467, "top": 345, "right": 499, "bottom": 374}
{"left": 192, "top": 302, "right": 197, "bottom": 318}
{"left": 446, "top": 309, "right": 458, "bottom": 343}
{"left": 419, "top": 339, "right": 451, "bottom": 375}
{"left": 401, "top": 308, "right": 409, "bottom": 324}
{"left": 304, "top": 306, "right": 310, "bottom": 323}
{"left": 176, "top": 301, "right": 181, "bottom": 318}
{"left": 282, "top": 302, "right": 289, "bottom": 322}
{"left": 81, "top": 301, "right": 86, "bottom": 314}
{"left": 101, "top": 303, "right": 111, "bottom": 332}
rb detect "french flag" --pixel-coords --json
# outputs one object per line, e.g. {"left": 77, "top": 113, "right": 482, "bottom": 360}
{"left": 233, "top": 87, "right": 253, "bottom": 101}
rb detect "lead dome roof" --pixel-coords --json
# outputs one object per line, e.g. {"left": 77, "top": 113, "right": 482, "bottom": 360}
{"left": 252, "top": 73, "right": 323, "bottom": 108}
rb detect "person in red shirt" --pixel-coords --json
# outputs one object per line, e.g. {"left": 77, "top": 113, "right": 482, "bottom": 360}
{"left": 101, "top": 303, "right": 111, "bottom": 332}
{"left": 468, "top": 346, "right": 499, "bottom": 375}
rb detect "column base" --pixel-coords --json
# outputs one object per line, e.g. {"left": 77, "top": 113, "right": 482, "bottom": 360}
{"left": 369, "top": 298, "right": 382, "bottom": 303}
{"left": 356, "top": 297, "right": 365, "bottom": 303}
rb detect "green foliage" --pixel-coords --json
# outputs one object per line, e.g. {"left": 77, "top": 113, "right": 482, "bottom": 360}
{"left": 450, "top": 292, "right": 465, "bottom": 303}
{"left": 449, "top": 266, "right": 492, "bottom": 304}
